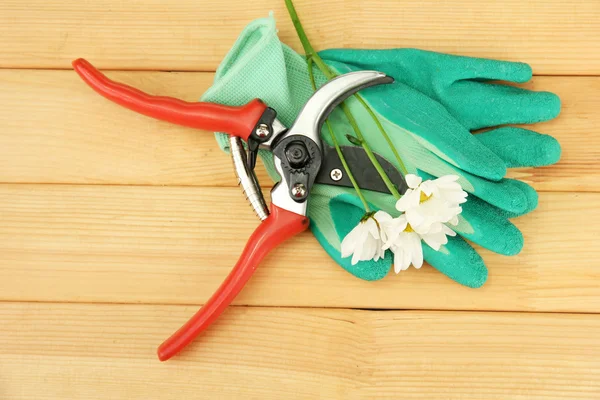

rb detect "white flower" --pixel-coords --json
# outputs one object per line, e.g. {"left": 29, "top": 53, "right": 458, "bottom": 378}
{"left": 420, "top": 222, "right": 457, "bottom": 251}
{"left": 382, "top": 215, "right": 457, "bottom": 273}
{"left": 395, "top": 174, "right": 467, "bottom": 234}
{"left": 340, "top": 175, "right": 464, "bottom": 271}
{"left": 341, "top": 210, "right": 391, "bottom": 265}
{"left": 381, "top": 214, "right": 424, "bottom": 273}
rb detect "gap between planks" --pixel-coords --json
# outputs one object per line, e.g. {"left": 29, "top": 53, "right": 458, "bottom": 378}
{"left": 0, "top": 70, "right": 598, "bottom": 191}
{"left": 2, "top": 299, "right": 600, "bottom": 317}
{"left": 1, "top": 302, "right": 599, "bottom": 400}
{"left": 0, "top": 0, "right": 599, "bottom": 74}
{"left": 1, "top": 184, "right": 598, "bottom": 313}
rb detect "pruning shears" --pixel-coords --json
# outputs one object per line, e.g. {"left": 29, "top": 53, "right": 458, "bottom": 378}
{"left": 72, "top": 59, "right": 404, "bottom": 361}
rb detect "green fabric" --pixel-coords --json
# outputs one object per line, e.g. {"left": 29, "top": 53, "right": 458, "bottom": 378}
{"left": 201, "top": 15, "right": 561, "bottom": 287}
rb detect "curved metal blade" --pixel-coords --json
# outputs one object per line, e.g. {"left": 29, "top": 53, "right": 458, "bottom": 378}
{"left": 270, "top": 71, "right": 394, "bottom": 216}
{"left": 316, "top": 145, "right": 408, "bottom": 195}
{"left": 285, "top": 71, "right": 394, "bottom": 149}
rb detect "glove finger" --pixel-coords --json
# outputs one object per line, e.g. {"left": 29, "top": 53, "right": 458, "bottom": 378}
{"left": 417, "top": 170, "right": 525, "bottom": 256}
{"left": 423, "top": 236, "right": 488, "bottom": 288}
{"left": 476, "top": 127, "right": 562, "bottom": 168}
{"left": 327, "top": 60, "right": 507, "bottom": 181}
{"left": 455, "top": 195, "right": 524, "bottom": 256}
{"left": 416, "top": 156, "right": 533, "bottom": 214}
{"left": 447, "top": 55, "right": 533, "bottom": 83}
{"left": 319, "top": 48, "right": 533, "bottom": 85}
{"left": 447, "top": 81, "right": 561, "bottom": 130}
{"left": 464, "top": 175, "right": 533, "bottom": 215}
{"left": 498, "top": 179, "right": 539, "bottom": 218}
{"left": 309, "top": 189, "right": 392, "bottom": 281}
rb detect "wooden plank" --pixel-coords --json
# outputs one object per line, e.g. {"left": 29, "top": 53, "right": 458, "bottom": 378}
{"left": 1, "top": 302, "right": 599, "bottom": 399}
{"left": 0, "top": 70, "right": 595, "bottom": 191}
{"left": 1, "top": 184, "right": 598, "bottom": 313}
{"left": 508, "top": 76, "right": 600, "bottom": 193}
{"left": 0, "top": 69, "right": 239, "bottom": 187}
{"left": 0, "top": 0, "right": 598, "bottom": 74}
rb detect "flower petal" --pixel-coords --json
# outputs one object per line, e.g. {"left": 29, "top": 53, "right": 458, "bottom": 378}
{"left": 420, "top": 181, "right": 436, "bottom": 197}
{"left": 341, "top": 224, "right": 360, "bottom": 257}
{"left": 351, "top": 250, "right": 361, "bottom": 265}
{"left": 395, "top": 190, "right": 419, "bottom": 211}
{"left": 406, "top": 174, "right": 422, "bottom": 188}
{"left": 421, "top": 229, "right": 447, "bottom": 251}
{"left": 443, "top": 224, "right": 457, "bottom": 237}
{"left": 341, "top": 217, "right": 388, "bottom": 265}
{"left": 411, "top": 234, "right": 424, "bottom": 269}
{"left": 393, "top": 247, "right": 404, "bottom": 273}
{"left": 402, "top": 247, "right": 412, "bottom": 270}
{"left": 374, "top": 210, "right": 393, "bottom": 222}
{"left": 406, "top": 207, "right": 426, "bottom": 227}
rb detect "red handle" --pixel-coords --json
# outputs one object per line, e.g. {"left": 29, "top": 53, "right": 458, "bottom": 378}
{"left": 157, "top": 204, "right": 309, "bottom": 361}
{"left": 72, "top": 58, "right": 267, "bottom": 140}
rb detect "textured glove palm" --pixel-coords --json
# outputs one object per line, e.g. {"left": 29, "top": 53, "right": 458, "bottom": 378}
{"left": 201, "top": 16, "right": 561, "bottom": 287}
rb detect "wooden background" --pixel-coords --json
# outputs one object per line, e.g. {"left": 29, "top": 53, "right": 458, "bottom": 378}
{"left": 1, "top": 1, "right": 599, "bottom": 398}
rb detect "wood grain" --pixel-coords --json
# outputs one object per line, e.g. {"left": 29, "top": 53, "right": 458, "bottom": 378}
{"left": 1, "top": 302, "right": 599, "bottom": 399}
{"left": 0, "top": 0, "right": 598, "bottom": 74}
{"left": 1, "top": 184, "right": 598, "bottom": 313}
{"left": 0, "top": 70, "right": 596, "bottom": 191}
{"left": 1, "top": 1, "right": 598, "bottom": 397}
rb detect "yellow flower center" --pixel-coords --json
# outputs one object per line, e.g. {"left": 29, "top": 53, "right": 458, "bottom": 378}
{"left": 404, "top": 223, "right": 414, "bottom": 233}
{"left": 420, "top": 192, "right": 432, "bottom": 203}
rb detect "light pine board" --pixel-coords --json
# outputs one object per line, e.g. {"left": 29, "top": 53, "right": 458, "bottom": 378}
{"left": 0, "top": 0, "right": 599, "bottom": 74}
{"left": 1, "top": 185, "right": 598, "bottom": 313}
{"left": 1, "top": 303, "right": 599, "bottom": 400}
{"left": 0, "top": 70, "right": 597, "bottom": 192}
{"left": 1, "top": 1, "right": 599, "bottom": 398}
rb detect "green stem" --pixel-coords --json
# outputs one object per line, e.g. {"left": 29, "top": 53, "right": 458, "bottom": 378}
{"left": 306, "top": 57, "right": 318, "bottom": 91}
{"left": 285, "top": 0, "right": 335, "bottom": 79}
{"left": 355, "top": 93, "right": 408, "bottom": 175}
{"left": 286, "top": 0, "right": 405, "bottom": 199}
{"left": 308, "top": 58, "right": 370, "bottom": 212}
{"left": 339, "top": 103, "right": 401, "bottom": 198}
{"left": 326, "top": 121, "right": 371, "bottom": 212}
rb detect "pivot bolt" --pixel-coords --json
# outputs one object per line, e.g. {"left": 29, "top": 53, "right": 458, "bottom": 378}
{"left": 255, "top": 124, "right": 270, "bottom": 138}
{"left": 285, "top": 141, "right": 309, "bottom": 168}
{"left": 330, "top": 168, "right": 343, "bottom": 181}
{"left": 291, "top": 183, "right": 307, "bottom": 198}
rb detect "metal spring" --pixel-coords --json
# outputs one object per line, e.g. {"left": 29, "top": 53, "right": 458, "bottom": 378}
{"left": 229, "top": 136, "right": 269, "bottom": 221}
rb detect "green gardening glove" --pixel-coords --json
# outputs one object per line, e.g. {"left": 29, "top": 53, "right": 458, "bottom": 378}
{"left": 312, "top": 55, "right": 561, "bottom": 285}
{"left": 202, "top": 16, "right": 561, "bottom": 287}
